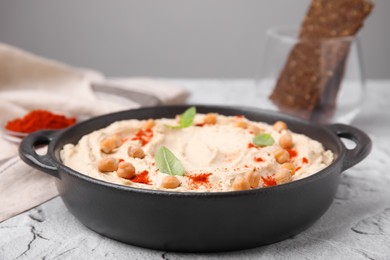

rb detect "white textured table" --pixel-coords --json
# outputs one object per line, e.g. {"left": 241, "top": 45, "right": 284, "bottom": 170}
{"left": 1, "top": 80, "right": 389, "bottom": 260}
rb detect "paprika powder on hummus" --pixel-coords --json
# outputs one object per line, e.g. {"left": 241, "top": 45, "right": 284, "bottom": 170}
{"left": 60, "top": 108, "right": 333, "bottom": 192}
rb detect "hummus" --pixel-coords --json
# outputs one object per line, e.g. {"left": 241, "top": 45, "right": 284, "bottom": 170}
{"left": 60, "top": 112, "right": 334, "bottom": 192}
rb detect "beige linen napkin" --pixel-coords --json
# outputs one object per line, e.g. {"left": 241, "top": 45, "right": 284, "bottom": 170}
{"left": 0, "top": 42, "right": 189, "bottom": 222}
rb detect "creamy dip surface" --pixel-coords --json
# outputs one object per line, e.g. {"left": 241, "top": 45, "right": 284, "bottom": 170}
{"left": 60, "top": 112, "right": 334, "bottom": 192}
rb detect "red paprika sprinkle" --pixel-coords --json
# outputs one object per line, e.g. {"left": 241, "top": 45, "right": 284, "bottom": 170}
{"left": 131, "top": 170, "right": 151, "bottom": 185}
{"left": 261, "top": 176, "right": 277, "bottom": 187}
{"left": 248, "top": 143, "right": 260, "bottom": 149}
{"left": 287, "top": 149, "right": 298, "bottom": 159}
{"left": 254, "top": 157, "right": 264, "bottom": 162}
{"left": 131, "top": 129, "right": 153, "bottom": 146}
{"left": 302, "top": 157, "right": 309, "bottom": 164}
{"left": 188, "top": 173, "right": 212, "bottom": 190}
{"left": 296, "top": 166, "right": 302, "bottom": 172}
{"left": 5, "top": 110, "right": 76, "bottom": 133}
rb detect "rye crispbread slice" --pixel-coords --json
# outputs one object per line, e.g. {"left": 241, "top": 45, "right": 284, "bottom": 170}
{"left": 269, "top": 0, "right": 373, "bottom": 123}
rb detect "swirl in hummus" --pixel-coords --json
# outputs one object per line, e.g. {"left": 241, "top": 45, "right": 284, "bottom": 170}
{"left": 60, "top": 111, "right": 334, "bottom": 192}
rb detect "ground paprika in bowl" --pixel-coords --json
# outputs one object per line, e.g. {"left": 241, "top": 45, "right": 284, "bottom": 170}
{"left": 3, "top": 110, "right": 76, "bottom": 142}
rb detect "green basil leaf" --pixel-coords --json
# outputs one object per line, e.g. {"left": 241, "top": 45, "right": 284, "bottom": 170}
{"left": 155, "top": 146, "right": 185, "bottom": 176}
{"left": 253, "top": 133, "right": 274, "bottom": 147}
{"left": 179, "top": 106, "right": 196, "bottom": 128}
{"left": 169, "top": 106, "right": 196, "bottom": 129}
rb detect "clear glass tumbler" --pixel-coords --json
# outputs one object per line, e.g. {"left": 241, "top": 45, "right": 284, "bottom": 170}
{"left": 257, "top": 26, "right": 365, "bottom": 124}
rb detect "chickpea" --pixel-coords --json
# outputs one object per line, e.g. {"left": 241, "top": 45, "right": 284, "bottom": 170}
{"left": 98, "top": 157, "right": 119, "bottom": 172}
{"left": 279, "top": 133, "right": 293, "bottom": 149}
{"left": 128, "top": 146, "right": 146, "bottom": 159}
{"left": 274, "top": 149, "right": 290, "bottom": 164}
{"left": 235, "top": 120, "right": 248, "bottom": 129}
{"left": 273, "top": 121, "right": 288, "bottom": 132}
{"left": 248, "top": 124, "right": 263, "bottom": 135}
{"left": 160, "top": 175, "right": 181, "bottom": 189}
{"left": 100, "top": 134, "right": 122, "bottom": 154}
{"left": 244, "top": 170, "right": 261, "bottom": 188}
{"left": 232, "top": 175, "right": 251, "bottom": 191}
{"left": 116, "top": 161, "right": 136, "bottom": 179}
{"left": 281, "top": 162, "right": 296, "bottom": 176}
{"left": 275, "top": 168, "right": 292, "bottom": 184}
{"left": 144, "top": 119, "right": 155, "bottom": 130}
{"left": 203, "top": 113, "right": 217, "bottom": 125}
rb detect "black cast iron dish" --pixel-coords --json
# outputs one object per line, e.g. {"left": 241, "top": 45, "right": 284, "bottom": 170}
{"left": 19, "top": 105, "right": 371, "bottom": 252}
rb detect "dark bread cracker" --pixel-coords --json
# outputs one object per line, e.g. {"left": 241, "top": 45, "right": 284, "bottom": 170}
{"left": 269, "top": 0, "right": 373, "bottom": 123}
{"left": 300, "top": 0, "right": 374, "bottom": 38}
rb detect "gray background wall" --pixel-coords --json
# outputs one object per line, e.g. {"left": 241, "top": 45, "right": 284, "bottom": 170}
{"left": 0, "top": 0, "right": 388, "bottom": 79}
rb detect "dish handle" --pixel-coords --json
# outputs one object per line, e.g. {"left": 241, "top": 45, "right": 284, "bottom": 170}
{"left": 328, "top": 124, "right": 372, "bottom": 172}
{"left": 19, "top": 130, "right": 60, "bottom": 178}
